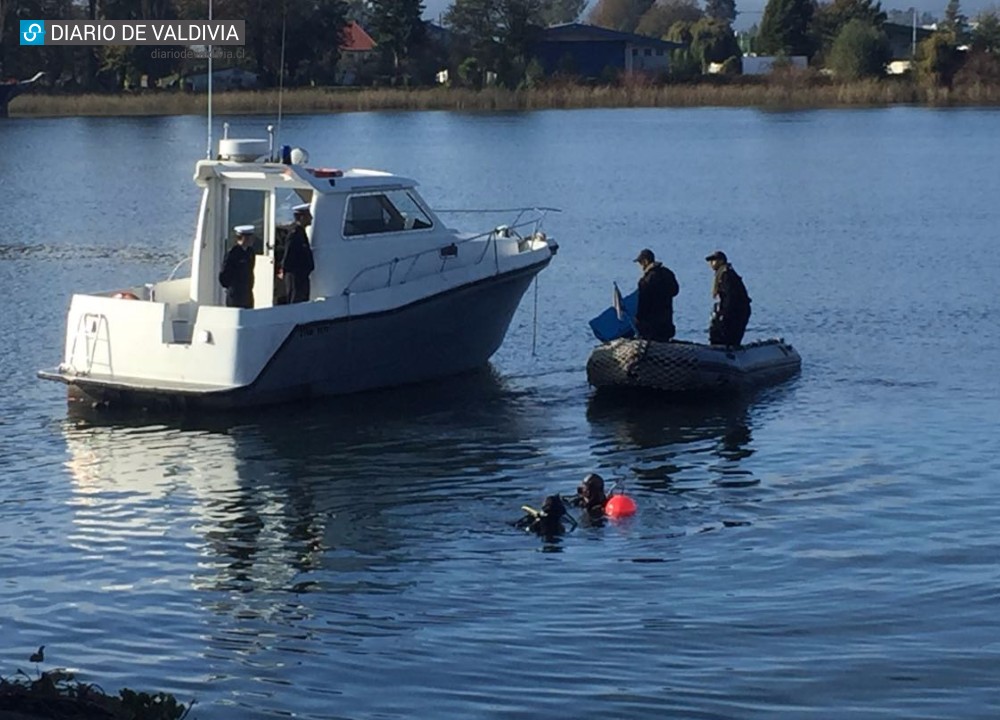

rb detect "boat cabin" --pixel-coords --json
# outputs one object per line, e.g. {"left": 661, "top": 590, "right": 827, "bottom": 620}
{"left": 171, "top": 137, "right": 446, "bottom": 314}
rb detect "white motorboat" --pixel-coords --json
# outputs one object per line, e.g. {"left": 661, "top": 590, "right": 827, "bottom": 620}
{"left": 38, "top": 131, "right": 558, "bottom": 409}
{"left": 586, "top": 337, "right": 801, "bottom": 395}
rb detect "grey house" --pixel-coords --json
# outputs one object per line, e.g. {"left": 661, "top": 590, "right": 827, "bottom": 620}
{"left": 534, "top": 23, "right": 685, "bottom": 78}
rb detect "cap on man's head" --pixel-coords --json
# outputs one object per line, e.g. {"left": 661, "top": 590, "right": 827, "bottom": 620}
{"left": 234, "top": 224, "right": 255, "bottom": 236}
{"left": 634, "top": 248, "right": 655, "bottom": 264}
{"left": 705, "top": 250, "right": 728, "bottom": 263}
{"left": 293, "top": 203, "right": 311, "bottom": 215}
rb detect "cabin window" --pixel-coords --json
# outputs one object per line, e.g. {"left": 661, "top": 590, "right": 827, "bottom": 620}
{"left": 631, "top": 48, "right": 638, "bottom": 57}
{"left": 656, "top": 49, "right": 664, "bottom": 56}
{"left": 344, "top": 190, "right": 433, "bottom": 237}
{"left": 227, "top": 189, "right": 267, "bottom": 255}
{"left": 644, "top": 48, "right": 652, "bottom": 56}
{"left": 275, "top": 188, "right": 313, "bottom": 228}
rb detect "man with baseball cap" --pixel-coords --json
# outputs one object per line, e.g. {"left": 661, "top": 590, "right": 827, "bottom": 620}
{"left": 633, "top": 248, "right": 680, "bottom": 342}
{"left": 705, "top": 250, "right": 752, "bottom": 346}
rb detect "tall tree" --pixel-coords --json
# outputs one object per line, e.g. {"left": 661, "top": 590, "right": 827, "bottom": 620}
{"left": 689, "top": 16, "right": 739, "bottom": 68}
{"left": 757, "top": 0, "right": 813, "bottom": 56}
{"left": 941, "top": 0, "right": 966, "bottom": 36}
{"left": 444, "top": 0, "right": 543, "bottom": 84}
{"left": 587, "top": 0, "right": 655, "bottom": 33}
{"left": 811, "top": 0, "right": 886, "bottom": 62}
{"left": 704, "top": 0, "right": 736, "bottom": 23}
{"left": 538, "top": 0, "right": 585, "bottom": 25}
{"left": 971, "top": 9, "right": 1000, "bottom": 52}
{"left": 635, "top": 0, "right": 701, "bottom": 38}
{"left": 826, "top": 18, "right": 889, "bottom": 78}
{"left": 369, "top": 0, "right": 426, "bottom": 82}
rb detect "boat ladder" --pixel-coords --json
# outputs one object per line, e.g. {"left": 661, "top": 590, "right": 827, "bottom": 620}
{"left": 67, "top": 312, "right": 112, "bottom": 376}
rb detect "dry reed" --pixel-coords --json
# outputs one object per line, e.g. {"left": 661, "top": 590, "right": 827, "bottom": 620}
{"left": 8, "top": 80, "right": 1000, "bottom": 118}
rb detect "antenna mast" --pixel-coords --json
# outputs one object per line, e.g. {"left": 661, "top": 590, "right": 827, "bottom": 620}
{"left": 206, "top": 0, "right": 214, "bottom": 159}
{"left": 276, "top": 0, "right": 287, "bottom": 156}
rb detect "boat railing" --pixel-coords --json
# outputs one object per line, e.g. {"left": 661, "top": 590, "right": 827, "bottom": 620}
{"left": 342, "top": 208, "right": 558, "bottom": 297}
{"left": 167, "top": 256, "right": 192, "bottom": 281}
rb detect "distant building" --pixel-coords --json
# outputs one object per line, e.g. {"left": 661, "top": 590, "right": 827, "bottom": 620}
{"left": 533, "top": 23, "right": 685, "bottom": 78}
{"left": 171, "top": 67, "right": 258, "bottom": 92}
{"left": 740, "top": 55, "right": 808, "bottom": 75}
{"left": 883, "top": 22, "right": 934, "bottom": 62}
{"left": 339, "top": 20, "right": 378, "bottom": 85}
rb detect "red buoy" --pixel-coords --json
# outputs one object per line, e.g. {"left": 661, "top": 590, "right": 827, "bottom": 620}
{"left": 605, "top": 494, "right": 637, "bottom": 518}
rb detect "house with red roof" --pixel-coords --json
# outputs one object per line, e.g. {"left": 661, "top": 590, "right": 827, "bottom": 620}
{"left": 339, "top": 21, "right": 378, "bottom": 85}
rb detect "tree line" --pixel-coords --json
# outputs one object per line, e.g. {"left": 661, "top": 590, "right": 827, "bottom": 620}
{"left": 2, "top": 0, "right": 999, "bottom": 92}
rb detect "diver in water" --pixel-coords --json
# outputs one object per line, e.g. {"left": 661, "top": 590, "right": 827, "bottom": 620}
{"left": 515, "top": 494, "right": 575, "bottom": 538}
{"left": 570, "top": 473, "right": 609, "bottom": 524}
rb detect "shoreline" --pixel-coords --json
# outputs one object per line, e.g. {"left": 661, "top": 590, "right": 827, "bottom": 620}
{"left": 7, "top": 82, "right": 1000, "bottom": 118}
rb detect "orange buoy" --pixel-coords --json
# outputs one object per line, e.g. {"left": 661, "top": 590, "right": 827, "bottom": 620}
{"left": 605, "top": 494, "right": 637, "bottom": 518}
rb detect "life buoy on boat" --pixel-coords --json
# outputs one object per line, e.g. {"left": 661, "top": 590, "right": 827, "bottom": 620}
{"left": 309, "top": 167, "right": 343, "bottom": 178}
{"left": 112, "top": 291, "right": 140, "bottom": 300}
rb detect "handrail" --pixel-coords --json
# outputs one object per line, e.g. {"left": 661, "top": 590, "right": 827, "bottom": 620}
{"left": 167, "top": 256, "right": 192, "bottom": 281}
{"left": 342, "top": 212, "right": 552, "bottom": 296}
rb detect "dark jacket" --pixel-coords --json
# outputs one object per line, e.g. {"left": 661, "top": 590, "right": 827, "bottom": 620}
{"left": 636, "top": 262, "right": 679, "bottom": 342}
{"left": 281, "top": 225, "right": 315, "bottom": 278}
{"left": 713, "top": 264, "right": 751, "bottom": 321}
{"left": 219, "top": 244, "right": 255, "bottom": 309}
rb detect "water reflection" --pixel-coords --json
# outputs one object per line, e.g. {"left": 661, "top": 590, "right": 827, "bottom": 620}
{"left": 60, "top": 366, "right": 545, "bottom": 609}
{"left": 585, "top": 390, "right": 757, "bottom": 491}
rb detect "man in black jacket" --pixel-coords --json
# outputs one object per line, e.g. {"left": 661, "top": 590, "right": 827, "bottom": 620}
{"left": 634, "top": 248, "right": 680, "bottom": 342}
{"left": 280, "top": 204, "right": 316, "bottom": 303}
{"left": 706, "top": 250, "right": 752, "bottom": 346}
{"left": 219, "top": 225, "right": 256, "bottom": 309}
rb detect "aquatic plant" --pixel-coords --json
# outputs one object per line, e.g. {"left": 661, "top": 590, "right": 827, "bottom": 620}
{"left": 0, "top": 665, "right": 192, "bottom": 720}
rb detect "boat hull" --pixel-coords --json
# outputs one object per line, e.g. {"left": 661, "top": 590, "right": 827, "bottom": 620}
{"left": 586, "top": 338, "right": 801, "bottom": 396}
{"left": 41, "top": 261, "right": 547, "bottom": 409}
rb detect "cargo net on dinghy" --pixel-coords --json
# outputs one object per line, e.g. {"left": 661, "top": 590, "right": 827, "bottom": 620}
{"left": 587, "top": 338, "right": 701, "bottom": 392}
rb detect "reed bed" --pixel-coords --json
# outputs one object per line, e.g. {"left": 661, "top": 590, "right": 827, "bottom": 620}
{"left": 9, "top": 79, "right": 1000, "bottom": 118}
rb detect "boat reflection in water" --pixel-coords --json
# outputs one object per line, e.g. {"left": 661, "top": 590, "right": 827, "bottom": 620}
{"left": 61, "top": 365, "right": 545, "bottom": 620}
{"left": 585, "top": 387, "right": 786, "bottom": 493}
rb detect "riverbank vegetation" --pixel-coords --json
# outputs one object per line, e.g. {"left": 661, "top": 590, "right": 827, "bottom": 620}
{"left": 3, "top": 2, "right": 1000, "bottom": 116}
{"left": 0, "top": 665, "right": 191, "bottom": 720}
{"left": 8, "top": 70, "right": 1000, "bottom": 118}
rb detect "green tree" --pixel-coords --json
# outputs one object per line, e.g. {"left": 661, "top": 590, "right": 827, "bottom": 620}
{"left": 811, "top": 0, "right": 886, "bottom": 64}
{"left": 369, "top": 0, "right": 426, "bottom": 83}
{"left": 757, "top": 0, "right": 814, "bottom": 57}
{"left": 538, "top": 0, "right": 585, "bottom": 25}
{"left": 916, "top": 30, "right": 961, "bottom": 85}
{"left": 970, "top": 9, "right": 1000, "bottom": 52}
{"left": 704, "top": 0, "right": 736, "bottom": 23}
{"left": 827, "top": 18, "right": 889, "bottom": 78}
{"left": 587, "top": 0, "right": 655, "bottom": 32}
{"left": 689, "top": 17, "right": 739, "bottom": 69}
{"left": 444, "top": 0, "right": 543, "bottom": 86}
{"left": 942, "top": 0, "right": 966, "bottom": 36}
{"left": 2, "top": 0, "right": 107, "bottom": 88}
{"left": 635, "top": 0, "right": 702, "bottom": 38}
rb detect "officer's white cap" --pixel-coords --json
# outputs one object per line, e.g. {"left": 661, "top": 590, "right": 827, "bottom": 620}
{"left": 293, "top": 203, "right": 311, "bottom": 214}
{"left": 234, "top": 224, "right": 255, "bottom": 235}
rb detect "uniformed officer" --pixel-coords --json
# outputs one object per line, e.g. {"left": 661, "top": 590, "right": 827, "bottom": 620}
{"left": 219, "top": 225, "right": 256, "bottom": 309}
{"left": 280, "top": 203, "right": 315, "bottom": 303}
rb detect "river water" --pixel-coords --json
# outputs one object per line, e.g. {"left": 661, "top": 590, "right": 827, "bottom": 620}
{"left": 1, "top": 107, "right": 999, "bottom": 718}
